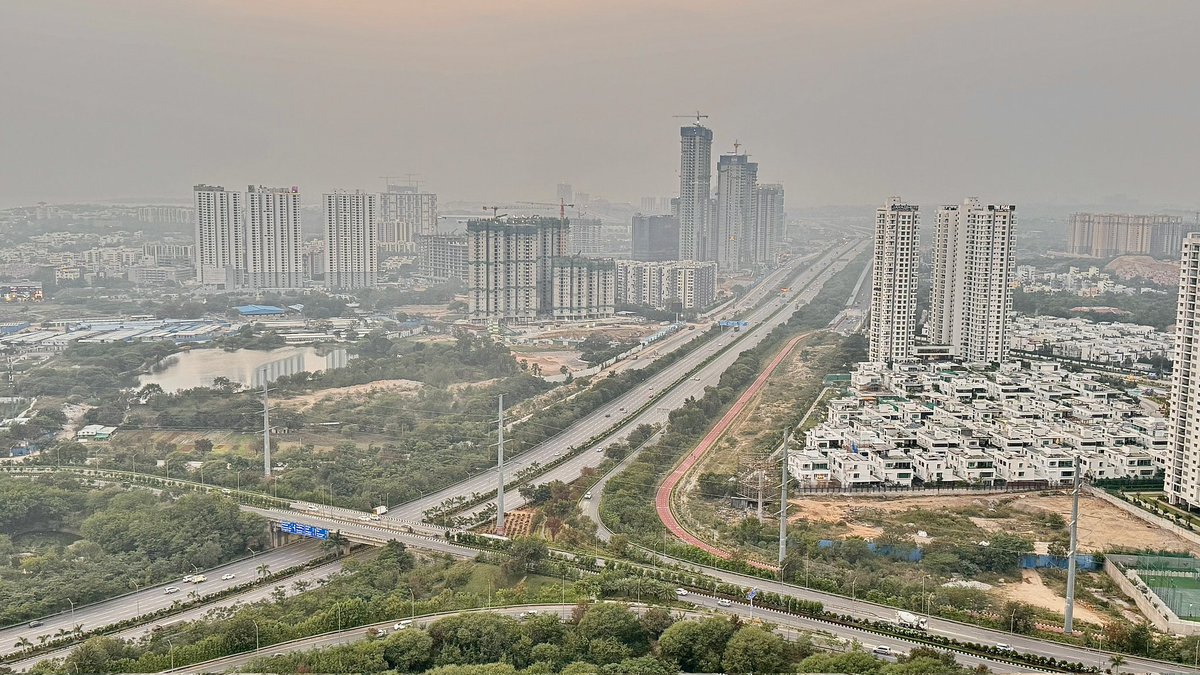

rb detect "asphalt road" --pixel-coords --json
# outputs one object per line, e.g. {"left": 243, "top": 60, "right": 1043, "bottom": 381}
{"left": 164, "top": 598, "right": 1031, "bottom": 675}
{"left": 444, "top": 239, "right": 869, "bottom": 525}
{"left": 379, "top": 247, "right": 852, "bottom": 525}
{"left": 0, "top": 542, "right": 325, "bottom": 659}
{"left": 7, "top": 553, "right": 353, "bottom": 672}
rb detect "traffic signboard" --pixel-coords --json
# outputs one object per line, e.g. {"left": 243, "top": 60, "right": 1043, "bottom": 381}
{"left": 279, "top": 521, "right": 330, "bottom": 540}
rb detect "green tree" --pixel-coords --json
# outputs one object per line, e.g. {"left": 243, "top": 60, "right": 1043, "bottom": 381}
{"left": 657, "top": 617, "right": 736, "bottom": 673}
{"left": 608, "top": 655, "right": 674, "bottom": 675}
{"left": 638, "top": 607, "right": 674, "bottom": 638}
{"left": 722, "top": 626, "right": 790, "bottom": 675}
{"left": 382, "top": 628, "right": 434, "bottom": 672}
{"left": 1003, "top": 600, "right": 1037, "bottom": 634}
{"left": 577, "top": 604, "right": 647, "bottom": 653}
{"left": 797, "top": 650, "right": 883, "bottom": 674}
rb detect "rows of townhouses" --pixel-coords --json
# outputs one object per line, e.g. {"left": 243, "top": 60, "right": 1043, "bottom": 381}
{"left": 793, "top": 361, "right": 1165, "bottom": 488}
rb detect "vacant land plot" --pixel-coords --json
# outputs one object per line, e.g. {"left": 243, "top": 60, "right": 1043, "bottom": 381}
{"left": 277, "top": 378, "right": 423, "bottom": 411}
{"left": 999, "top": 569, "right": 1107, "bottom": 625}
{"left": 785, "top": 492, "right": 1200, "bottom": 556}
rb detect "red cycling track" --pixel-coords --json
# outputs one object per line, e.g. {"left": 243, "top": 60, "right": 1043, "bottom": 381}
{"left": 654, "top": 332, "right": 812, "bottom": 572}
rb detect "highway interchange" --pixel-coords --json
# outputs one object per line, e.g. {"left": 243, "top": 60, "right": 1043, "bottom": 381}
{"left": 9, "top": 235, "right": 1197, "bottom": 673}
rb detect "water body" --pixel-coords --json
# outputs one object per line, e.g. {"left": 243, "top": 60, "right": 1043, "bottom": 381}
{"left": 139, "top": 346, "right": 349, "bottom": 393}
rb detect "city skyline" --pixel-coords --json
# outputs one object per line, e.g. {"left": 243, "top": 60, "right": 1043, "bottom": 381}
{"left": 3, "top": 2, "right": 1198, "bottom": 211}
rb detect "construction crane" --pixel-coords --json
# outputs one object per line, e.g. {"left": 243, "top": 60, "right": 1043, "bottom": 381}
{"left": 482, "top": 206, "right": 508, "bottom": 219}
{"left": 517, "top": 198, "right": 575, "bottom": 222}
{"left": 673, "top": 110, "right": 709, "bottom": 126}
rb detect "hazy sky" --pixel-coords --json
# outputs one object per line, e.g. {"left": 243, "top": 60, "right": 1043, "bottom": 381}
{"left": 2, "top": 0, "right": 1198, "bottom": 210}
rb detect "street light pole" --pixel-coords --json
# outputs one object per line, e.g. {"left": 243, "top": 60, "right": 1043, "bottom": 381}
{"left": 252, "top": 619, "right": 260, "bottom": 654}
{"left": 67, "top": 598, "right": 74, "bottom": 624}
{"left": 132, "top": 581, "right": 142, "bottom": 616}
{"left": 166, "top": 637, "right": 175, "bottom": 670}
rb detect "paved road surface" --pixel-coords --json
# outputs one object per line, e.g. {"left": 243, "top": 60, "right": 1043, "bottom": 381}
{"left": 381, "top": 247, "right": 854, "bottom": 524}
{"left": 655, "top": 329, "right": 811, "bottom": 570}
{"left": 446, "top": 240, "right": 868, "bottom": 524}
{"left": 7, "top": 553, "right": 353, "bottom": 672}
{"left": 0, "top": 542, "right": 325, "bottom": 658}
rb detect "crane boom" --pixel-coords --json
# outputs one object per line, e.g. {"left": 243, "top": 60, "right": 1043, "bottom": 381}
{"left": 672, "top": 110, "right": 710, "bottom": 126}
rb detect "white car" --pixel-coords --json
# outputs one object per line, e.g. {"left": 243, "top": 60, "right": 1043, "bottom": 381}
{"left": 393, "top": 620, "right": 412, "bottom": 630}
{"left": 221, "top": 573, "right": 236, "bottom": 580}
{"left": 369, "top": 514, "right": 381, "bottom": 521}
{"left": 306, "top": 505, "right": 320, "bottom": 512}
{"left": 995, "top": 643, "right": 1014, "bottom": 653}
{"left": 358, "top": 515, "right": 371, "bottom": 521}
{"left": 182, "top": 575, "right": 194, "bottom": 583}
{"left": 872, "top": 645, "right": 892, "bottom": 656}
{"left": 584, "top": 492, "right": 592, "bottom": 499}
{"left": 164, "top": 586, "right": 180, "bottom": 594}
{"left": 717, "top": 598, "right": 731, "bottom": 607}
{"left": 674, "top": 588, "right": 688, "bottom": 596}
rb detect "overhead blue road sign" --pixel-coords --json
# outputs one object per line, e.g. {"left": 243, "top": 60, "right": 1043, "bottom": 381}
{"left": 719, "top": 320, "right": 749, "bottom": 328}
{"left": 280, "top": 521, "right": 329, "bottom": 540}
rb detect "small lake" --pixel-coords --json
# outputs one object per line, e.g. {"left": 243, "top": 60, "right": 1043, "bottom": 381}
{"left": 139, "top": 346, "right": 349, "bottom": 393}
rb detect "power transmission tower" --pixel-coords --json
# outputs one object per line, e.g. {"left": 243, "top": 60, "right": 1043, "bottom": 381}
{"left": 1064, "top": 456, "right": 1081, "bottom": 633}
{"left": 779, "top": 431, "right": 789, "bottom": 567}
{"left": 496, "top": 395, "right": 506, "bottom": 536}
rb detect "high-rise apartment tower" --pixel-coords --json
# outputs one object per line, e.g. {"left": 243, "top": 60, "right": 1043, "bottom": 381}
{"left": 1168, "top": 233, "right": 1200, "bottom": 510}
{"left": 193, "top": 184, "right": 244, "bottom": 287}
{"left": 869, "top": 197, "right": 919, "bottom": 363}
{"left": 715, "top": 153, "right": 758, "bottom": 269}
{"left": 753, "top": 183, "right": 785, "bottom": 266}
{"left": 245, "top": 185, "right": 304, "bottom": 289}
{"left": 678, "top": 124, "right": 713, "bottom": 261}
{"left": 928, "top": 199, "right": 1016, "bottom": 363}
{"left": 324, "top": 190, "right": 379, "bottom": 290}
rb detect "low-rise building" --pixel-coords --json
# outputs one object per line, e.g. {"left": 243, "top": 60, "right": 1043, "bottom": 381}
{"left": 801, "top": 360, "right": 1166, "bottom": 489}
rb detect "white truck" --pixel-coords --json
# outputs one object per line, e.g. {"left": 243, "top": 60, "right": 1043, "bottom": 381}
{"left": 372, "top": 505, "right": 389, "bottom": 516}
{"left": 896, "top": 611, "right": 927, "bottom": 630}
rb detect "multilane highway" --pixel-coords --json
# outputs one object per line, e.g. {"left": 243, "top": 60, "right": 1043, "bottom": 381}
{"left": 381, "top": 245, "right": 856, "bottom": 524}
{"left": 444, "top": 239, "right": 868, "bottom": 525}
{"left": 5, "top": 550, "right": 353, "bottom": 672}
{"left": 0, "top": 542, "right": 324, "bottom": 659}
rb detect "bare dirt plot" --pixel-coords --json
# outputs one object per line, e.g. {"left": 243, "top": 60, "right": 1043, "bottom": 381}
{"left": 1008, "top": 493, "right": 1200, "bottom": 556}
{"left": 511, "top": 349, "right": 588, "bottom": 374}
{"left": 276, "top": 379, "right": 424, "bottom": 412}
{"left": 782, "top": 492, "right": 1200, "bottom": 556}
{"left": 999, "top": 569, "right": 1107, "bottom": 625}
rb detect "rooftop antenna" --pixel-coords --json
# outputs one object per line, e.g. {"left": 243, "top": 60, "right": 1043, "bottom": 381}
{"left": 733, "top": 140, "right": 741, "bottom": 155}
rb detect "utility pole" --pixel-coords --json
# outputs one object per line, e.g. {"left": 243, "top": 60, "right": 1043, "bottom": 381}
{"left": 496, "top": 395, "right": 506, "bottom": 536}
{"left": 1064, "top": 455, "right": 1081, "bottom": 633}
{"left": 261, "top": 368, "right": 271, "bottom": 477}
{"left": 778, "top": 431, "right": 789, "bottom": 567}
{"left": 756, "top": 469, "right": 764, "bottom": 523}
